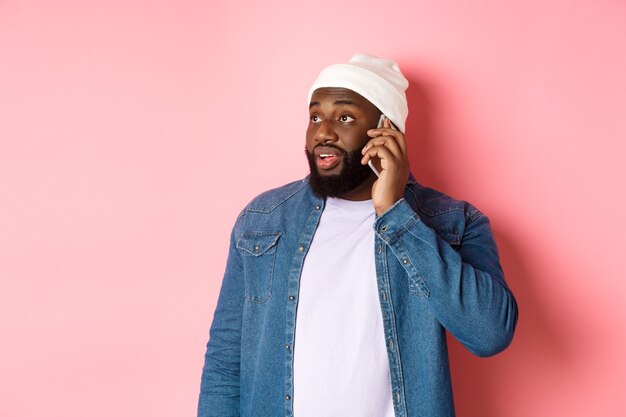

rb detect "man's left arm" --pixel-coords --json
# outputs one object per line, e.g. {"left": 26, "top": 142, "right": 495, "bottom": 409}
{"left": 363, "top": 117, "right": 518, "bottom": 357}
{"left": 375, "top": 198, "right": 518, "bottom": 357}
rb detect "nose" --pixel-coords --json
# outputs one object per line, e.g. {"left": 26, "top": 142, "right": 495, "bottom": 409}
{"left": 314, "top": 119, "right": 338, "bottom": 144}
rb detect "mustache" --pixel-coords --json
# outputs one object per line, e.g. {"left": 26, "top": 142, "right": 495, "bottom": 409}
{"left": 305, "top": 144, "right": 347, "bottom": 157}
{"left": 310, "top": 143, "right": 367, "bottom": 154}
{"left": 313, "top": 143, "right": 344, "bottom": 152}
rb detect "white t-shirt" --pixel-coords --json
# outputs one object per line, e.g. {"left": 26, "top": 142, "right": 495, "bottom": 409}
{"left": 293, "top": 197, "right": 394, "bottom": 417}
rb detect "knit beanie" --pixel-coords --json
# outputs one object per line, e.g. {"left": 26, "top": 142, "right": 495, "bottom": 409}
{"left": 307, "top": 53, "right": 409, "bottom": 132}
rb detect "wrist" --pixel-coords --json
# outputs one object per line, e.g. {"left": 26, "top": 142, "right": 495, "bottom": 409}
{"left": 374, "top": 196, "right": 401, "bottom": 216}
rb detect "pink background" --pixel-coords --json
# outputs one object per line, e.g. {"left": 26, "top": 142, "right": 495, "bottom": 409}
{"left": 1, "top": 1, "right": 625, "bottom": 416}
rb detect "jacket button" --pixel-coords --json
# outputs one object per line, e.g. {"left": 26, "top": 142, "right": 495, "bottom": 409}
{"left": 285, "top": 344, "right": 290, "bottom": 350}
{"left": 315, "top": 205, "right": 321, "bottom": 210}
{"left": 381, "top": 225, "right": 388, "bottom": 232}
{"left": 402, "top": 258, "right": 409, "bottom": 264}
{"left": 285, "top": 394, "right": 291, "bottom": 401}
{"left": 288, "top": 295, "right": 295, "bottom": 301}
{"left": 298, "top": 246, "right": 304, "bottom": 252}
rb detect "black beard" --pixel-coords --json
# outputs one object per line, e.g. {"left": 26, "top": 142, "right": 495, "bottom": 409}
{"left": 305, "top": 145, "right": 374, "bottom": 199}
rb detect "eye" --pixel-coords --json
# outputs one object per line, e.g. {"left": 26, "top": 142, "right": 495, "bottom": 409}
{"left": 339, "top": 115, "right": 355, "bottom": 123}
{"left": 310, "top": 114, "right": 322, "bottom": 124}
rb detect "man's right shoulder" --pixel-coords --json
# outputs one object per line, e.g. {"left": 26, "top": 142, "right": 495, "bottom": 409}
{"left": 240, "top": 177, "right": 312, "bottom": 215}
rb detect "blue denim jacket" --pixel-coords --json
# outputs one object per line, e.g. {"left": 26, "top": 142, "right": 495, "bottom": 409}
{"left": 198, "top": 175, "right": 518, "bottom": 417}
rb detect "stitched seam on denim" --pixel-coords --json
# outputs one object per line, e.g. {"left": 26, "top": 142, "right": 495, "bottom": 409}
{"left": 433, "top": 226, "right": 461, "bottom": 246}
{"left": 405, "top": 181, "right": 465, "bottom": 217}
{"left": 398, "top": 238, "right": 430, "bottom": 297}
{"left": 411, "top": 191, "right": 464, "bottom": 217}
{"left": 405, "top": 186, "right": 420, "bottom": 211}
{"left": 377, "top": 239, "right": 409, "bottom": 417}
{"left": 243, "top": 249, "right": 275, "bottom": 304}
{"left": 467, "top": 207, "right": 484, "bottom": 223}
{"left": 232, "top": 210, "right": 248, "bottom": 238}
{"left": 416, "top": 204, "right": 464, "bottom": 217}
{"left": 236, "top": 231, "right": 281, "bottom": 255}
{"left": 403, "top": 224, "right": 440, "bottom": 253}
{"left": 385, "top": 215, "right": 419, "bottom": 245}
{"left": 245, "top": 180, "right": 308, "bottom": 213}
{"left": 284, "top": 202, "right": 324, "bottom": 413}
{"left": 236, "top": 232, "right": 280, "bottom": 304}
{"left": 383, "top": 235, "right": 430, "bottom": 298}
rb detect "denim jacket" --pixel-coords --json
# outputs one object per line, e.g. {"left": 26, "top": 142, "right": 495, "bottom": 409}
{"left": 198, "top": 175, "right": 518, "bottom": 417}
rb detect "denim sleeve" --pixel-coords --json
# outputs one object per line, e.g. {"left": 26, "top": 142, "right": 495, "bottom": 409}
{"left": 198, "top": 223, "right": 244, "bottom": 417}
{"left": 375, "top": 198, "right": 518, "bottom": 357}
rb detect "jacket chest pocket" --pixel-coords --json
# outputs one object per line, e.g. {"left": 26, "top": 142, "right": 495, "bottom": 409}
{"left": 236, "top": 231, "right": 281, "bottom": 303}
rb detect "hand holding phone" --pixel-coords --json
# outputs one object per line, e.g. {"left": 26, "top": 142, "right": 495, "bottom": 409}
{"left": 367, "top": 114, "right": 397, "bottom": 177}
{"left": 362, "top": 114, "right": 409, "bottom": 215}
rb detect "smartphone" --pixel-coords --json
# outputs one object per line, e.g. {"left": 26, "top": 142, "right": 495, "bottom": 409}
{"left": 367, "top": 114, "right": 396, "bottom": 177}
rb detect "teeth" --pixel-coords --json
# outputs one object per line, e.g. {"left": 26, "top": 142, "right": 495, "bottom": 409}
{"left": 320, "top": 154, "right": 336, "bottom": 158}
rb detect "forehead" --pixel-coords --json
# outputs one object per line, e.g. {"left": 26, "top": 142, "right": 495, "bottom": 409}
{"left": 309, "top": 87, "right": 376, "bottom": 110}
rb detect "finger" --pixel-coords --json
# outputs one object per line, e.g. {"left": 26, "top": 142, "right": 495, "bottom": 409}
{"left": 394, "top": 125, "right": 407, "bottom": 156}
{"left": 367, "top": 127, "right": 399, "bottom": 137}
{"left": 367, "top": 128, "right": 406, "bottom": 154}
{"left": 360, "top": 145, "right": 396, "bottom": 166}
{"left": 368, "top": 118, "right": 407, "bottom": 156}
{"left": 361, "top": 136, "right": 403, "bottom": 160}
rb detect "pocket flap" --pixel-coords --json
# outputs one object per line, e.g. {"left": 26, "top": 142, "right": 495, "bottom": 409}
{"left": 237, "top": 231, "right": 281, "bottom": 256}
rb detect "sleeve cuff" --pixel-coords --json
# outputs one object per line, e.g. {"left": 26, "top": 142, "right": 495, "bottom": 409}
{"left": 374, "top": 198, "right": 421, "bottom": 242}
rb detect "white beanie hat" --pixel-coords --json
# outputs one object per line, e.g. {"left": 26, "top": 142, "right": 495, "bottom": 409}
{"left": 307, "top": 53, "right": 409, "bottom": 133}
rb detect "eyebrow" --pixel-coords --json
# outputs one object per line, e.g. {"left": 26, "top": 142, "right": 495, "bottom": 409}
{"left": 309, "top": 99, "right": 360, "bottom": 109}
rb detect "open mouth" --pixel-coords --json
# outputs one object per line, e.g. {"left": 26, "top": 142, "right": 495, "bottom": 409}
{"left": 316, "top": 152, "right": 342, "bottom": 170}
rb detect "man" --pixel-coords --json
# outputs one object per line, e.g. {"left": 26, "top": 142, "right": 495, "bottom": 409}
{"left": 198, "top": 54, "right": 518, "bottom": 417}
